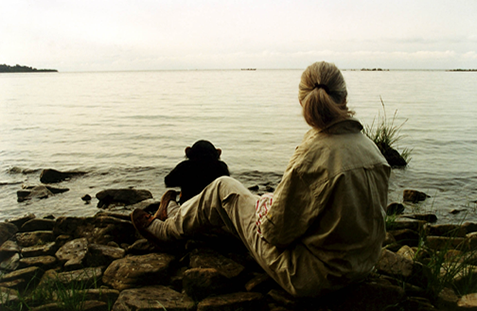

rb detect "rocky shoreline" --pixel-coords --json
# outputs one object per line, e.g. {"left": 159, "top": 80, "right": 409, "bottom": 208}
{"left": 1, "top": 170, "right": 477, "bottom": 310}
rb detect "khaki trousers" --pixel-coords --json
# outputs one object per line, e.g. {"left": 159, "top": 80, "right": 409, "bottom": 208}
{"left": 147, "top": 176, "right": 330, "bottom": 297}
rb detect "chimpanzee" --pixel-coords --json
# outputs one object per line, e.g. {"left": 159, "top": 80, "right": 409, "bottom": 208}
{"left": 164, "top": 140, "right": 230, "bottom": 205}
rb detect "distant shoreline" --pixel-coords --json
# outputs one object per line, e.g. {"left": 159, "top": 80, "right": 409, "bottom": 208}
{"left": 0, "top": 64, "right": 58, "bottom": 73}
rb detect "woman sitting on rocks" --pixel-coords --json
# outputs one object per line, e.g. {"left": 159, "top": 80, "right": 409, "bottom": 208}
{"left": 132, "top": 61, "right": 390, "bottom": 297}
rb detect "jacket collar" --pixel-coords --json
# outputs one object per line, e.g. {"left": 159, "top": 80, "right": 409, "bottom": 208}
{"left": 319, "top": 117, "right": 363, "bottom": 134}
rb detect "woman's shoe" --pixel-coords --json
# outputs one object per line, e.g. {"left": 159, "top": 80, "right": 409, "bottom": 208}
{"left": 154, "top": 190, "right": 177, "bottom": 221}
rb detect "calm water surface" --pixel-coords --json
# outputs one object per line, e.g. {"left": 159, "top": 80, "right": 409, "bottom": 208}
{"left": 1, "top": 70, "right": 476, "bottom": 223}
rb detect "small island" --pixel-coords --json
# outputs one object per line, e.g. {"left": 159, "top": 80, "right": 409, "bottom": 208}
{"left": 447, "top": 69, "right": 477, "bottom": 72}
{"left": 0, "top": 64, "right": 58, "bottom": 73}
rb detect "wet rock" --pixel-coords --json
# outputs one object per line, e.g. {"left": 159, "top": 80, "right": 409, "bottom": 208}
{"left": 376, "top": 142, "right": 407, "bottom": 168}
{"left": 197, "top": 291, "right": 267, "bottom": 311}
{"left": 463, "top": 222, "right": 477, "bottom": 234}
{"left": 189, "top": 248, "right": 245, "bottom": 279}
{"left": 96, "top": 188, "right": 153, "bottom": 209}
{"left": 82, "top": 194, "right": 92, "bottom": 202}
{"left": 19, "top": 218, "right": 55, "bottom": 232}
{"left": 55, "top": 237, "right": 89, "bottom": 269}
{"left": 183, "top": 268, "right": 231, "bottom": 301}
{"left": 40, "top": 168, "right": 86, "bottom": 183}
{"left": 112, "top": 285, "right": 195, "bottom": 311}
{"left": 16, "top": 230, "right": 55, "bottom": 247}
{"left": 0, "top": 222, "right": 18, "bottom": 246}
{"left": 18, "top": 256, "right": 57, "bottom": 270}
{"left": 103, "top": 253, "right": 175, "bottom": 290}
{"left": 17, "top": 185, "right": 54, "bottom": 202}
{"left": 21, "top": 242, "right": 57, "bottom": 257}
{"left": 403, "top": 189, "right": 429, "bottom": 203}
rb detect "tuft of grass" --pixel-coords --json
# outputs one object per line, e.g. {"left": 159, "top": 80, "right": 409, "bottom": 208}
{"left": 363, "top": 97, "right": 412, "bottom": 163}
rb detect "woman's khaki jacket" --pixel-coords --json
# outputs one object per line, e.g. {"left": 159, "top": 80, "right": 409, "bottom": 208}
{"left": 259, "top": 118, "right": 390, "bottom": 296}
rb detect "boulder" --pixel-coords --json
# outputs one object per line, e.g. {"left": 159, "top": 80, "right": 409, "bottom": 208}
{"left": 102, "top": 253, "right": 175, "bottom": 290}
{"left": 112, "top": 285, "right": 195, "bottom": 311}
{"left": 39, "top": 168, "right": 86, "bottom": 183}
{"left": 96, "top": 188, "right": 153, "bottom": 209}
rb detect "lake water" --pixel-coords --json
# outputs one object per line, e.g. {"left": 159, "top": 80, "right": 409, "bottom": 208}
{"left": 1, "top": 69, "right": 476, "bottom": 224}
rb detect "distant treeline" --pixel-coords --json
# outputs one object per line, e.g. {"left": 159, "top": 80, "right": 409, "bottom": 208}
{"left": 0, "top": 64, "right": 58, "bottom": 73}
{"left": 447, "top": 69, "right": 477, "bottom": 72}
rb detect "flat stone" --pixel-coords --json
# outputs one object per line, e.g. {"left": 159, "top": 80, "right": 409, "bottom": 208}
{"left": 103, "top": 253, "right": 175, "bottom": 290}
{"left": 18, "top": 255, "right": 57, "bottom": 270}
{"left": 20, "top": 219, "right": 55, "bottom": 232}
{"left": 86, "top": 243, "right": 125, "bottom": 267}
{"left": 0, "top": 266, "right": 42, "bottom": 285}
{"left": 403, "top": 189, "right": 429, "bottom": 203}
{"left": 16, "top": 230, "right": 55, "bottom": 247}
{"left": 5, "top": 214, "right": 35, "bottom": 229}
{"left": 387, "top": 229, "right": 420, "bottom": 246}
{"left": 0, "top": 278, "right": 26, "bottom": 291}
{"left": 458, "top": 293, "right": 477, "bottom": 310}
{"left": 0, "top": 286, "right": 19, "bottom": 308}
{"left": 388, "top": 218, "right": 426, "bottom": 231}
{"left": 112, "top": 285, "right": 195, "bottom": 311}
{"left": 400, "top": 213, "right": 438, "bottom": 223}
{"left": 40, "top": 267, "right": 103, "bottom": 288}
{"left": 0, "top": 222, "right": 18, "bottom": 246}
{"left": 0, "top": 253, "right": 20, "bottom": 271}
{"left": 0, "top": 240, "right": 20, "bottom": 261}
{"left": 189, "top": 248, "right": 245, "bottom": 279}
{"left": 376, "top": 249, "right": 431, "bottom": 288}
{"left": 22, "top": 242, "right": 57, "bottom": 257}
{"left": 197, "top": 292, "right": 267, "bottom": 311}
{"left": 55, "top": 237, "right": 88, "bottom": 269}
{"left": 183, "top": 268, "right": 230, "bottom": 301}
{"left": 426, "top": 236, "right": 468, "bottom": 251}
{"left": 425, "top": 224, "right": 467, "bottom": 237}
{"left": 54, "top": 216, "right": 136, "bottom": 245}
{"left": 96, "top": 188, "right": 153, "bottom": 209}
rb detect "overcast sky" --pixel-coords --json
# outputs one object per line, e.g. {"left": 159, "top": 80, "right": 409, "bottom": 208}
{"left": 1, "top": 0, "right": 476, "bottom": 72}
